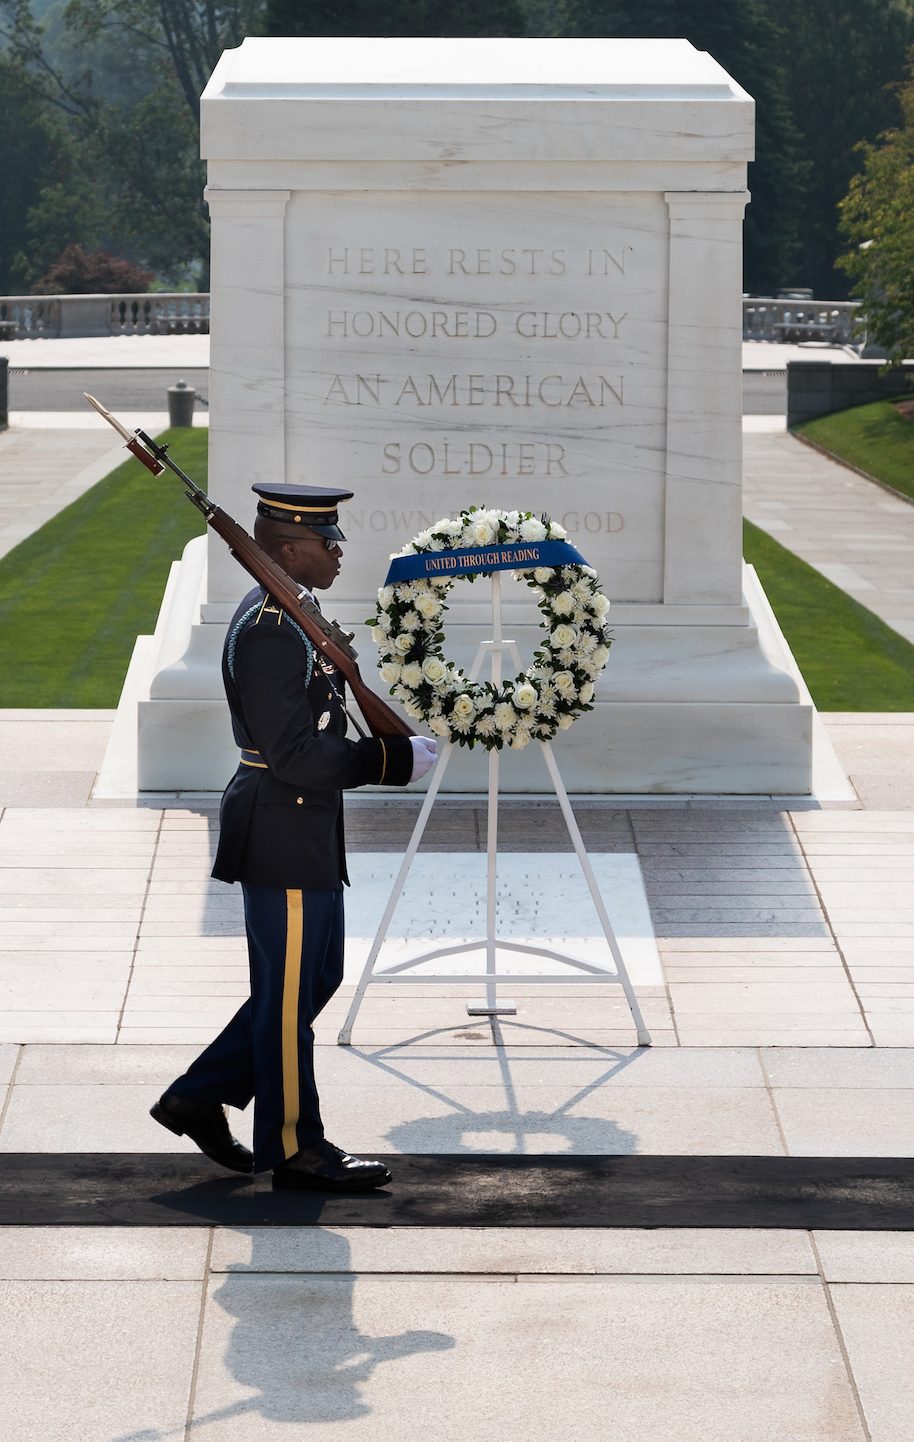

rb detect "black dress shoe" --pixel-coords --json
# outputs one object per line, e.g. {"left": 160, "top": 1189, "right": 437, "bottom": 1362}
{"left": 272, "top": 1139, "right": 392, "bottom": 1192}
{"left": 151, "top": 1092, "right": 254, "bottom": 1174}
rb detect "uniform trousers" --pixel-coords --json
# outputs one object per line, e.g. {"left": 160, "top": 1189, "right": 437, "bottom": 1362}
{"left": 167, "top": 883, "right": 344, "bottom": 1172}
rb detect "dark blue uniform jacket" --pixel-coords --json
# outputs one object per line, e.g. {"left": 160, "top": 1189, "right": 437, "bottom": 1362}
{"left": 211, "top": 587, "right": 412, "bottom": 890}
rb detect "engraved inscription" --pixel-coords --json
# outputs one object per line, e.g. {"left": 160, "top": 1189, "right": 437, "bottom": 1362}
{"left": 326, "top": 246, "right": 631, "bottom": 276}
{"left": 324, "top": 375, "right": 624, "bottom": 408}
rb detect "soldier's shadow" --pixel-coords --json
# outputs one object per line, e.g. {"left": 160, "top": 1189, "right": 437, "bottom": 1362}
{"left": 188, "top": 1229, "right": 455, "bottom": 1434}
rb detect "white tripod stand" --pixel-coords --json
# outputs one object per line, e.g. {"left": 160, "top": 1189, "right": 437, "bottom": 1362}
{"left": 338, "top": 571, "right": 652, "bottom": 1047}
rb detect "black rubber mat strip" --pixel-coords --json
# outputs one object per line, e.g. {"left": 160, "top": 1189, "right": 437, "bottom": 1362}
{"left": 1, "top": 1154, "right": 913, "bottom": 1227}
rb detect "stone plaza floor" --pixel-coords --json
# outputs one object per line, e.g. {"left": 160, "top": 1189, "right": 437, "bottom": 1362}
{"left": 0, "top": 742, "right": 913, "bottom": 1438}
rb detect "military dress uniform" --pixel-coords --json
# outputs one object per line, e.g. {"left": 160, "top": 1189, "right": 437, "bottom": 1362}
{"left": 154, "top": 485, "right": 413, "bottom": 1182}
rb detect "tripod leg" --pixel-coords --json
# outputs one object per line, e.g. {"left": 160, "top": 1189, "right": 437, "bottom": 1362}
{"left": 539, "top": 741, "right": 652, "bottom": 1046}
{"left": 338, "top": 741, "right": 454, "bottom": 1044}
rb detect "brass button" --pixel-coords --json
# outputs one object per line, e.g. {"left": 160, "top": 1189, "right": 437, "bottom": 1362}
{"left": 296, "top": 797, "right": 303, "bottom": 804}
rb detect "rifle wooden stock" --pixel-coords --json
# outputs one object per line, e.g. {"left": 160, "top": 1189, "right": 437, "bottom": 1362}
{"left": 206, "top": 508, "right": 414, "bottom": 740}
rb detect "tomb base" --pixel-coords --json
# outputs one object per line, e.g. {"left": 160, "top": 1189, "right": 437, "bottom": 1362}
{"left": 118, "top": 535, "right": 814, "bottom": 796}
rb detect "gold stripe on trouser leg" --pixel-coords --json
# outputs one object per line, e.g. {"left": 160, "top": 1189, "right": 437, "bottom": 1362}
{"left": 280, "top": 889, "right": 304, "bottom": 1159}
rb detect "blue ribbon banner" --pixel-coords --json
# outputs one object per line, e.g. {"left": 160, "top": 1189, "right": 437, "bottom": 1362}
{"left": 383, "top": 539, "right": 589, "bottom": 585}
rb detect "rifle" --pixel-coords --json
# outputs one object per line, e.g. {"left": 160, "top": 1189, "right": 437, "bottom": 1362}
{"left": 83, "top": 394, "right": 414, "bottom": 740}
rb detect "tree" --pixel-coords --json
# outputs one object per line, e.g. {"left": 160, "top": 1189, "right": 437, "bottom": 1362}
{"left": 0, "top": 0, "right": 265, "bottom": 285}
{"left": 838, "top": 70, "right": 914, "bottom": 364}
{"left": 31, "top": 242, "right": 154, "bottom": 292}
{"left": 555, "top": 0, "right": 807, "bottom": 295}
{"left": 767, "top": 0, "right": 914, "bottom": 300}
{"left": 264, "top": 0, "right": 525, "bottom": 39}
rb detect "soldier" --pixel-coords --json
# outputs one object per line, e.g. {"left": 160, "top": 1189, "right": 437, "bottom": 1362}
{"left": 150, "top": 484, "right": 437, "bottom": 1192}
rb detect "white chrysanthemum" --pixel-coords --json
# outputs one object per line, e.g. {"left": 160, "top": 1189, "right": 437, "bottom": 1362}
{"left": 549, "top": 522, "right": 568, "bottom": 540}
{"left": 377, "top": 586, "right": 394, "bottom": 608}
{"left": 494, "top": 702, "right": 517, "bottom": 730}
{"left": 400, "top": 661, "right": 422, "bottom": 688}
{"left": 429, "top": 716, "right": 451, "bottom": 737}
{"left": 414, "top": 529, "right": 434, "bottom": 548}
{"left": 551, "top": 592, "right": 575, "bottom": 616}
{"left": 519, "top": 516, "right": 547, "bottom": 542}
{"left": 475, "top": 713, "right": 497, "bottom": 736}
{"left": 379, "top": 661, "right": 402, "bottom": 685}
{"left": 404, "top": 699, "right": 424, "bottom": 718}
{"left": 510, "top": 727, "right": 532, "bottom": 750}
{"left": 400, "top": 610, "right": 421, "bottom": 632}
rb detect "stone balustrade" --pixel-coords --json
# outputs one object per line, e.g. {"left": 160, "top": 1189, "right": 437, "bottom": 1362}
{"left": 0, "top": 293, "right": 210, "bottom": 340}
{"left": 743, "top": 298, "right": 862, "bottom": 345}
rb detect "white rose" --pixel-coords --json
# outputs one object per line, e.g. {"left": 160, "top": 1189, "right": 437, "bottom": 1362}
{"left": 519, "top": 517, "right": 547, "bottom": 542}
{"left": 592, "top": 645, "right": 610, "bottom": 667}
{"left": 401, "top": 610, "right": 421, "bottom": 632}
{"left": 371, "top": 626, "right": 388, "bottom": 648}
{"left": 592, "top": 593, "right": 610, "bottom": 617}
{"left": 551, "top": 592, "right": 575, "bottom": 616}
{"left": 579, "top": 680, "right": 595, "bottom": 703}
{"left": 452, "top": 694, "right": 476, "bottom": 720}
{"left": 550, "top": 624, "right": 577, "bottom": 649}
{"left": 377, "top": 586, "right": 394, "bottom": 608}
{"left": 416, "top": 595, "right": 442, "bottom": 620}
{"left": 400, "top": 661, "right": 423, "bottom": 688}
{"left": 473, "top": 520, "right": 497, "bottom": 545}
{"left": 379, "top": 661, "right": 402, "bottom": 685}
{"left": 494, "top": 702, "right": 517, "bottom": 730}
{"left": 513, "top": 682, "right": 537, "bottom": 710}
{"left": 554, "top": 671, "right": 576, "bottom": 697}
{"left": 394, "top": 633, "right": 414, "bottom": 654}
{"left": 429, "top": 716, "right": 451, "bottom": 737}
{"left": 441, "top": 518, "right": 462, "bottom": 536}
{"left": 422, "top": 656, "right": 447, "bottom": 684}
{"left": 558, "top": 713, "right": 575, "bottom": 729}
{"left": 533, "top": 567, "right": 552, "bottom": 583}
{"left": 549, "top": 522, "right": 568, "bottom": 540}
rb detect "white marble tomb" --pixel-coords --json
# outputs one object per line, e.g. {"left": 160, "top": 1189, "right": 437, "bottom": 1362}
{"left": 126, "top": 37, "right": 812, "bottom": 794}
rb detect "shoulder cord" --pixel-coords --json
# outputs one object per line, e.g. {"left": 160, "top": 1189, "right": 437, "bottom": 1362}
{"left": 227, "top": 604, "right": 315, "bottom": 688}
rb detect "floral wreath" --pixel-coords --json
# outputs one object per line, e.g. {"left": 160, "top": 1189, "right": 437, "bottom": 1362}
{"left": 368, "top": 506, "right": 612, "bottom": 751}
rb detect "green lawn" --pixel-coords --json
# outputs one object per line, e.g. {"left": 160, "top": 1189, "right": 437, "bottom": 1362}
{"left": 797, "top": 398, "right": 914, "bottom": 500}
{"left": 0, "top": 428, "right": 207, "bottom": 707}
{"left": 744, "top": 518, "right": 914, "bottom": 709}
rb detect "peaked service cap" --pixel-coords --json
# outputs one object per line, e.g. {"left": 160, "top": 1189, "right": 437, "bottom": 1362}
{"left": 252, "top": 483, "right": 354, "bottom": 540}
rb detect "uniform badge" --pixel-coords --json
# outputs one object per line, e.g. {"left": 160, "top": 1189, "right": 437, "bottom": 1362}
{"left": 318, "top": 711, "right": 331, "bottom": 731}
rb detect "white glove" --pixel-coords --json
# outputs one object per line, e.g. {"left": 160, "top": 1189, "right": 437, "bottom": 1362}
{"left": 409, "top": 736, "right": 438, "bottom": 782}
